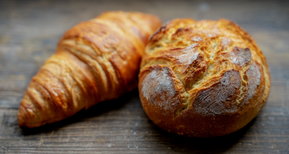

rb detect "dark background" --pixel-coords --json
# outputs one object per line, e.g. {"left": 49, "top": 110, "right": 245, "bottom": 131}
{"left": 0, "top": 0, "right": 289, "bottom": 153}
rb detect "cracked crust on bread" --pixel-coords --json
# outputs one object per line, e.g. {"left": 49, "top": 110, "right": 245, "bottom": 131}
{"left": 138, "top": 19, "right": 270, "bottom": 137}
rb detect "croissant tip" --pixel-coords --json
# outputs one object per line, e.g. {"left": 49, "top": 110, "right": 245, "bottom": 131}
{"left": 17, "top": 104, "right": 26, "bottom": 128}
{"left": 18, "top": 99, "right": 50, "bottom": 128}
{"left": 18, "top": 102, "right": 35, "bottom": 128}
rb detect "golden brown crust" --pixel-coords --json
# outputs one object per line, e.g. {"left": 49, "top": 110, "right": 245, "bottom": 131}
{"left": 138, "top": 19, "right": 270, "bottom": 137}
{"left": 18, "top": 11, "right": 161, "bottom": 128}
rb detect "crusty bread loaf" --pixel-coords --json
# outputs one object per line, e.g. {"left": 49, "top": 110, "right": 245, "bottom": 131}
{"left": 138, "top": 19, "right": 270, "bottom": 137}
{"left": 18, "top": 11, "right": 161, "bottom": 128}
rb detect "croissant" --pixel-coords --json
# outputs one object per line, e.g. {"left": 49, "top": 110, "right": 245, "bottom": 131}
{"left": 18, "top": 11, "right": 161, "bottom": 128}
{"left": 138, "top": 19, "right": 270, "bottom": 137}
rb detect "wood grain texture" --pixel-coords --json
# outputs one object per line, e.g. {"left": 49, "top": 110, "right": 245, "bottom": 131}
{"left": 0, "top": 0, "right": 289, "bottom": 153}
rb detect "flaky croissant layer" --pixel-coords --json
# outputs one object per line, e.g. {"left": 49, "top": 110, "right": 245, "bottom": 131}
{"left": 139, "top": 19, "right": 270, "bottom": 137}
{"left": 18, "top": 11, "right": 161, "bottom": 128}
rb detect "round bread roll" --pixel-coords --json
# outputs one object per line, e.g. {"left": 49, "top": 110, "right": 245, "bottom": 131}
{"left": 138, "top": 19, "right": 270, "bottom": 137}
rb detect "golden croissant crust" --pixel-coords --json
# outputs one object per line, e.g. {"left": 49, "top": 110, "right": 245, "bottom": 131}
{"left": 18, "top": 11, "right": 161, "bottom": 128}
{"left": 139, "top": 19, "right": 270, "bottom": 137}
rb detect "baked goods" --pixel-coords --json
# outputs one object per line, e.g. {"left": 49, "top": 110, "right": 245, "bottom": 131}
{"left": 18, "top": 11, "right": 161, "bottom": 128}
{"left": 138, "top": 19, "right": 270, "bottom": 137}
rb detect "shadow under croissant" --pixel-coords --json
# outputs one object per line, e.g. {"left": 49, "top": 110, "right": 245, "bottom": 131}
{"left": 148, "top": 115, "right": 258, "bottom": 152}
{"left": 20, "top": 90, "right": 139, "bottom": 135}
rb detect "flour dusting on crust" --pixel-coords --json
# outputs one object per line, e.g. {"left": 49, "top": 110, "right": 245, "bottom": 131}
{"left": 141, "top": 67, "right": 177, "bottom": 110}
{"left": 229, "top": 47, "right": 251, "bottom": 66}
{"left": 246, "top": 63, "right": 261, "bottom": 100}
{"left": 221, "top": 37, "right": 231, "bottom": 47}
{"left": 191, "top": 36, "right": 203, "bottom": 42}
{"left": 176, "top": 44, "right": 199, "bottom": 65}
{"left": 194, "top": 70, "right": 241, "bottom": 115}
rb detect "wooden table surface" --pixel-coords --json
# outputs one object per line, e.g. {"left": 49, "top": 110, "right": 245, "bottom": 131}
{"left": 0, "top": 0, "right": 289, "bottom": 153}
